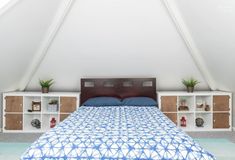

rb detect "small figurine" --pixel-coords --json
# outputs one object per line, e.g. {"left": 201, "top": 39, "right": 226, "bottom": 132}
{"left": 180, "top": 116, "right": 186, "bottom": 127}
{"left": 178, "top": 99, "right": 189, "bottom": 111}
{"left": 205, "top": 105, "right": 210, "bottom": 111}
{"left": 178, "top": 106, "right": 189, "bottom": 111}
{"left": 31, "top": 119, "right": 41, "bottom": 129}
{"left": 195, "top": 118, "right": 204, "bottom": 127}
{"left": 50, "top": 117, "right": 56, "bottom": 128}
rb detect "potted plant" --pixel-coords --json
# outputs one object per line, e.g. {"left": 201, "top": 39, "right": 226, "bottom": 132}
{"left": 39, "top": 79, "right": 54, "bottom": 93}
{"left": 182, "top": 78, "right": 199, "bottom": 92}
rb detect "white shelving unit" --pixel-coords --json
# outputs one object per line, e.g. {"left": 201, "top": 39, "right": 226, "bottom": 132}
{"left": 2, "top": 92, "right": 80, "bottom": 133}
{"left": 158, "top": 91, "right": 232, "bottom": 131}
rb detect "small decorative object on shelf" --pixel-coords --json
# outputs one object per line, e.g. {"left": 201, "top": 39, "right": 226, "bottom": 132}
{"left": 182, "top": 77, "right": 199, "bottom": 92}
{"left": 32, "top": 101, "right": 41, "bottom": 111}
{"left": 180, "top": 116, "right": 186, "bottom": 127}
{"left": 195, "top": 117, "right": 204, "bottom": 127}
{"left": 180, "top": 99, "right": 186, "bottom": 106}
{"left": 196, "top": 101, "right": 210, "bottom": 111}
{"left": 39, "top": 79, "right": 54, "bottom": 93}
{"left": 31, "top": 119, "right": 41, "bottom": 129}
{"left": 178, "top": 99, "right": 189, "bottom": 111}
{"left": 50, "top": 117, "right": 56, "bottom": 128}
{"left": 196, "top": 103, "right": 204, "bottom": 111}
{"left": 196, "top": 101, "right": 203, "bottom": 107}
{"left": 48, "top": 99, "right": 58, "bottom": 112}
{"left": 178, "top": 105, "right": 189, "bottom": 111}
{"left": 205, "top": 105, "right": 210, "bottom": 111}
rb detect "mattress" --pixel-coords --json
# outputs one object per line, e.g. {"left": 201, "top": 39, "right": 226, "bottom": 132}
{"left": 21, "top": 106, "right": 215, "bottom": 159}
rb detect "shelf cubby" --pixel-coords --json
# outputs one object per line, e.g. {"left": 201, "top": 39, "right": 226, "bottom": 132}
{"left": 177, "top": 113, "right": 194, "bottom": 130}
{"left": 195, "top": 95, "right": 212, "bottom": 112}
{"left": 24, "top": 96, "right": 41, "bottom": 113}
{"left": 178, "top": 96, "right": 194, "bottom": 112}
{"left": 195, "top": 113, "right": 212, "bottom": 130}
{"left": 23, "top": 114, "right": 41, "bottom": 131}
{"left": 41, "top": 114, "right": 59, "bottom": 131}
{"left": 42, "top": 96, "right": 59, "bottom": 113}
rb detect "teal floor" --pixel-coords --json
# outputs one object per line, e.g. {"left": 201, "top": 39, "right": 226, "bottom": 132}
{"left": 0, "top": 139, "right": 235, "bottom": 160}
{"left": 0, "top": 142, "right": 30, "bottom": 160}
{"left": 195, "top": 138, "right": 235, "bottom": 160}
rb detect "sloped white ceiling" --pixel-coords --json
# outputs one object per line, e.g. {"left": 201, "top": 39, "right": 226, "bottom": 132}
{"left": 0, "top": 0, "right": 63, "bottom": 91}
{"left": 26, "top": 0, "right": 209, "bottom": 91}
{"left": 175, "top": 0, "right": 235, "bottom": 91}
{"left": 27, "top": 0, "right": 208, "bottom": 90}
{"left": 0, "top": 0, "right": 11, "bottom": 9}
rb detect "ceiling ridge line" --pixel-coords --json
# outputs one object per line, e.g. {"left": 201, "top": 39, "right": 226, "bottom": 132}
{"left": 161, "top": 0, "right": 217, "bottom": 90}
{"left": 0, "top": 0, "right": 21, "bottom": 18}
{"left": 18, "top": 0, "right": 75, "bottom": 91}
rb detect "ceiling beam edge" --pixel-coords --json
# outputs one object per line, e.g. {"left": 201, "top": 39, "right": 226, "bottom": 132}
{"left": 18, "top": 0, "right": 75, "bottom": 91}
{"left": 0, "top": 0, "right": 22, "bottom": 18}
{"left": 161, "top": 0, "right": 217, "bottom": 90}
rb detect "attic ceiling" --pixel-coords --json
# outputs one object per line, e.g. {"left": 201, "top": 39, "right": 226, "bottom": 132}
{"left": 175, "top": 0, "right": 235, "bottom": 91}
{"left": 0, "top": 0, "right": 63, "bottom": 91}
{"left": 0, "top": 0, "right": 11, "bottom": 9}
{"left": 26, "top": 0, "right": 209, "bottom": 91}
{"left": 0, "top": 0, "right": 234, "bottom": 92}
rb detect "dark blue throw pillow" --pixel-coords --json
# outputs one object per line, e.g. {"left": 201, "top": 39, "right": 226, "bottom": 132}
{"left": 122, "top": 97, "right": 157, "bottom": 106}
{"left": 82, "top": 97, "right": 122, "bottom": 106}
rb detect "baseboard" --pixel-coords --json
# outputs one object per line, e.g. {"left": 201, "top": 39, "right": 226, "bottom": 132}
{"left": 233, "top": 127, "right": 235, "bottom": 131}
{"left": 0, "top": 128, "right": 2, "bottom": 132}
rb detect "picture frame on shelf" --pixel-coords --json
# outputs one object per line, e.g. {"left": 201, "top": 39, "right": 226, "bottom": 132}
{"left": 32, "top": 101, "right": 41, "bottom": 111}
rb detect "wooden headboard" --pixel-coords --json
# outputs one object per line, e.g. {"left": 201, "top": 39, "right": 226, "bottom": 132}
{"left": 80, "top": 78, "right": 156, "bottom": 105}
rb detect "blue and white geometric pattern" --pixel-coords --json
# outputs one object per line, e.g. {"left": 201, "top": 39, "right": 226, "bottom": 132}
{"left": 21, "top": 106, "right": 215, "bottom": 160}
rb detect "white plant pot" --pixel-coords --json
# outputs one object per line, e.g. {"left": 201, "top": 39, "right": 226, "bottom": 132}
{"left": 47, "top": 104, "right": 58, "bottom": 112}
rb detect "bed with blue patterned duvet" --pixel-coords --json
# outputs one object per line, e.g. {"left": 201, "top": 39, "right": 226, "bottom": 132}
{"left": 21, "top": 106, "right": 214, "bottom": 160}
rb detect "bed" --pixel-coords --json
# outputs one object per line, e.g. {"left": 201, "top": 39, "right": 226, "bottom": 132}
{"left": 21, "top": 78, "right": 215, "bottom": 160}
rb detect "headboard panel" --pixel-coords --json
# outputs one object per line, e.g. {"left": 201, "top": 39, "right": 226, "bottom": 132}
{"left": 80, "top": 78, "right": 156, "bottom": 105}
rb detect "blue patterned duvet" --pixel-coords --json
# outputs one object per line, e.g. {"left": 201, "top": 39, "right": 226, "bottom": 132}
{"left": 21, "top": 106, "right": 214, "bottom": 160}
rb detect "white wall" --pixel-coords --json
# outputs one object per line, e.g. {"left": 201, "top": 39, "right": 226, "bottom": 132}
{"left": 0, "top": 0, "right": 63, "bottom": 91}
{"left": 175, "top": 0, "right": 235, "bottom": 126}
{"left": 26, "top": 0, "right": 209, "bottom": 92}
{"left": 0, "top": 0, "right": 11, "bottom": 10}
{"left": 0, "top": 92, "right": 2, "bottom": 130}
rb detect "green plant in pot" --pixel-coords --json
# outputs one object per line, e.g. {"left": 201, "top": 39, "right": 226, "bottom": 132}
{"left": 182, "top": 78, "right": 199, "bottom": 92}
{"left": 39, "top": 79, "right": 54, "bottom": 93}
{"left": 49, "top": 99, "right": 58, "bottom": 105}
